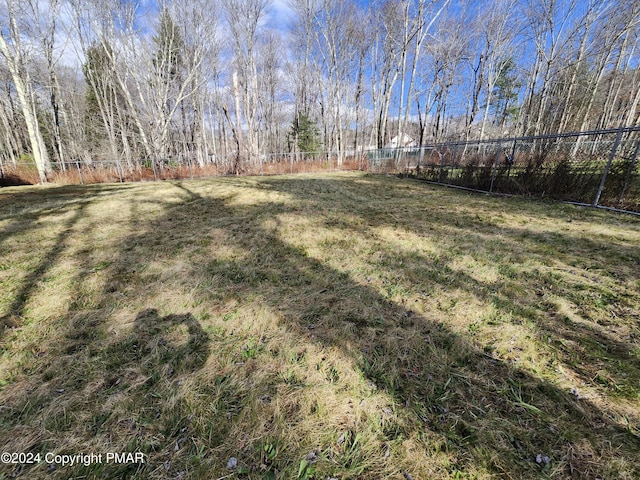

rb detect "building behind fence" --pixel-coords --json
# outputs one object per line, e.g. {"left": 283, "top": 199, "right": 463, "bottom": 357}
{"left": 368, "top": 126, "right": 640, "bottom": 214}
{"left": 1, "top": 127, "right": 639, "bottom": 215}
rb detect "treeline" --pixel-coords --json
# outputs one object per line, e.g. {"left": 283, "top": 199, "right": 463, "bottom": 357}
{"left": 0, "top": 0, "right": 638, "bottom": 183}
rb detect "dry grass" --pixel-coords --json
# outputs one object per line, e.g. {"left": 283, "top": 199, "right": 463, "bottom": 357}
{"left": 0, "top": 172, "right": 639, "bottom": 479}
{"left": 0, "top": 157, "right": 366, "bottom": 187}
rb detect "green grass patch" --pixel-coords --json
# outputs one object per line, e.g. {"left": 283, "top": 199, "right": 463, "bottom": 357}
{"left": 1, "top": 173, "right": 639, "bottom": 479}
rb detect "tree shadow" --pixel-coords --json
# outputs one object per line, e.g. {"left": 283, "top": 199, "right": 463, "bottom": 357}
{"left": 1, "top": 175, "right": 638, "bottom": 479}
{"left": 171, "top": 178, "right": 639, "bottom": 477}
{"left": 0, "top": 184, "right": 134, "bottom": 340}
{"left": 259, "top": 175, "right": 640, "bottom": 399}
{"left": 1, "top": 308, "right": 209, "bottom": 479}
{"left": 0, "top": 184, "right": 211, "bottom": 479}
{"left": 0, "top": 200, "right": 90, "bottom": 339}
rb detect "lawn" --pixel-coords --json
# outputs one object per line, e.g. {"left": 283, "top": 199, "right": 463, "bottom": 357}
{"left": 0, "top": 172, "right": 639, "bottom": 479}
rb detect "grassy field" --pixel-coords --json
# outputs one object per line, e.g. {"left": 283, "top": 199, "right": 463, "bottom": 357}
{"left": 1, "top": 172, "right": 639, "bottom": 479}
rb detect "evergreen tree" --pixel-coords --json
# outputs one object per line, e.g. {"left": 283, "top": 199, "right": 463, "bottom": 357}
{"left": 153, "top": 9, "right": 185, "bottom": 84}
{"left": 491, "top": 58, "right": 521, "bottom": 130}
{"left": 82, "top": 43, "right": 111, "bottom": 152}
{"left": 151, "top": 8, "right": 187, "bottom": 161}
{"left": 290, "top": 113, "right": 321, "bottom": 154}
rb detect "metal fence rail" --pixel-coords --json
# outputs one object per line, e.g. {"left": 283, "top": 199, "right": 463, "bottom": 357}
{"left": 368, "top": 127, "right": 640, "bottom": 214}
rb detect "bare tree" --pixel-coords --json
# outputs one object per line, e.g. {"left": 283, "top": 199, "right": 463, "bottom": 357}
{"left": 474, "top": 0, "right": 519, "bottom": 139}
{"left": 519, "top": 0, "right": 581, "bottom": 136}
{"left": 398, "top": 0, "right": 451, "bottom": 148}
{"left": 0, "top": 0, "right": 637, "bottom": 184}
{"left": 0, "top": 66, "right": 24, "bottom": 166}
{"left": 287, "top": 0, "right": 321, "bottom": 119}
{"left": 256, "top": 32, "right": 286, "bottom": 154}
{"left": 222, "top": 0, "right": 272, "bottom": 168}
{"left": 69, "top": 0, "right": 155, "bottom": 165}
{"left": 0, "top": 0, "right": 51, "bottom": 182}
{"left": 312, "top": 0, "right": 363, "bottom": 163}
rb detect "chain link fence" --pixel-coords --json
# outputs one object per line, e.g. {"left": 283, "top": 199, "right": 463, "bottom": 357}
{"left": 368, "top": 127, "right": 640, "bottom": 214}
{"left": 0, "top": 152, "right": 366, "bottom": 187}
{"left": 2, "top": 127, "right": 639, "bottom": 214}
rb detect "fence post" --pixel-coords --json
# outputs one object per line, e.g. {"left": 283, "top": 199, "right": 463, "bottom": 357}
{"left": 506, "top": 139, "right": 517, "bottom": 179}
{"left": 593, "top": 128, "right": 623, "bottom": 206}
{"left": 116, "top": 160, "right": 123, "bottom": 183}
{"left": 438, "top": 145, "right": 445, "bottom": 183}
{"left": 450, "top": 145, "right": 457, "bottom": 184}
{"left": 489, "top": 142, "right": 502, "bottom": 193}
{"left": 76, "top": 161, "right": 84, "bottom": 185}
{"left": 618, "top": 140, "right": 640, "bottom": 206}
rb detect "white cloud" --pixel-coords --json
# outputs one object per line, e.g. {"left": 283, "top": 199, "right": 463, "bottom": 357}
{"left": 267, "top": 0, "right": 295, "bottom": 30}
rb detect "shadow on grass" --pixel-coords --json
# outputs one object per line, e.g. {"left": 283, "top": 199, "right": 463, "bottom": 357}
{"left": 0, "top": 184, "right": 133, "bottom": 340}
{"left": 182, "top": 179, "right": 639, "bottom": 477}
{"left": 1, "top": 189, "right": 210, "bottom": 477}
{"left": 0, "top": 202, "right": 86, "bottom": 336}
{"left": 261, "top": 176, "right": 640, "bottom": 398}
{"left": 0, "top": 175, "right": 638, "bottom": 479}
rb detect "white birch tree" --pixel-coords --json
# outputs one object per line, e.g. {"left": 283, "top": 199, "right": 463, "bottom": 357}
{"left": 0, "top": 0, "right": 51, "bottom": 183}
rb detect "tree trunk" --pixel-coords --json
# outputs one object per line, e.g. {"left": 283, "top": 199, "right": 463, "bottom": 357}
{"left": 0, "top": 34, "right": 51, "bottom": 183}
